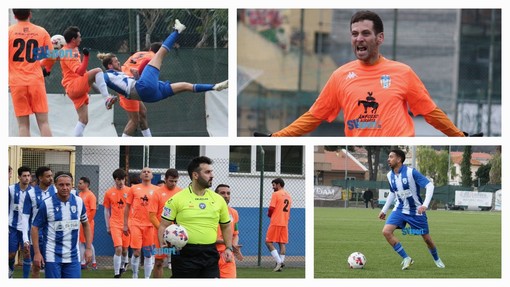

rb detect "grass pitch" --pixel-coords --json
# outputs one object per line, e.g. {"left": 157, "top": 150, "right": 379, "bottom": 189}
{"left": 314, "top": 207, "right": 501, "bottom": 278}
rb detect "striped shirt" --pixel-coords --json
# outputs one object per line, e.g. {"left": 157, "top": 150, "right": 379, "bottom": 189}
{"left": 386, "top": 165, "right": 430, "bottom": 215}
{"left": 9, "top": 183, "right": 33, "bottom": 231}
{"left": 32, "top": 193, "right": 88, "bottom": 263}
{"left": 103, "top": 69, "right": 137, "bottom": 98}
{"left": 22, "top": 185, "right": 56, "bottom": 242}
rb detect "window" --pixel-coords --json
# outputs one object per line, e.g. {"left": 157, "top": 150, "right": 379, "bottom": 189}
{"left": 175, "top": 146, "right": 200, "bottom": 171}
{"left": 148, "top": 146, "right": 171, "bottom": 169}
{"left": 229, "top": 146, "right": 304, "bottom": 175}
{"left": 281, "top": 146, "right": 304, "bottom": 174}
{"left": 120, "top": 146, "right": 144, "bottom": 170}
{"left": 229, "top": 146, "right": 251, "bottom": 172}
{"left": 256, "top": 146, "right": 276, "bottom": 172}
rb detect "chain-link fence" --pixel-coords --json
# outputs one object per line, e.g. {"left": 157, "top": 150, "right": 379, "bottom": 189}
{"left": 9, "top": 9, "right": 228, "bottom": 136}
{"left": 9, "top": 145, "right": 305, "bottom": 273}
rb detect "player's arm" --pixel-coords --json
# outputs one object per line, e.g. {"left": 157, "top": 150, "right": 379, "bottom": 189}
{"left": 81, "top": 220, "right": 93, "bottom": 264}
{"left": 219, "top": 222, "right": 234, "bottom": 262}
{"left": 423, "top": 107, "right": 465, "bottom": 137}
{"left": 75, "top": 48, "right": 90, "bottom": 76}
{"left": 158, "top": 217, "right": 172, "bottom": 248}
{"left": 123, "top": 203, "right": 131, "bottom": 235}
{"left": 149, "top": 212, "right": 160, "bottom": 229}
{"left": 104, "top": 207, "right": 111, "bottom": 233}
{"left": 271, "top": 111, "right": 323, "bottom": 137}
{"left": 379, "top": 192, "right": 396, "bottom": 219}
{"left": 40, "top": 58, "right": 57, "bottom": 77}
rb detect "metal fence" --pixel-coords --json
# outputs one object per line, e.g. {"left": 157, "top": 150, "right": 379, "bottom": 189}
{"left": 9, "top": 145, "right": 306, "bottom": 271}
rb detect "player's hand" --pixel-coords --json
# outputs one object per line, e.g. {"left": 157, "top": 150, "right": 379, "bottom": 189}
{"left": 42, "top": 67, "right": 51, "bottom": 77}
{"left": 82, "top": 48, "right": 89, "bottom": 56}
{"left": 233, "top": 245, "right": 244, "bottom": 261}
{"left": 123, "top": 226, "right": 130, "bottom": 236}
{"left": 254, "top": 132, "right": 272, "bottom": 137}
{"left": 463, "top": 132, "right": 484, "bottom": 137}
{"left": 33, "top": 253, "right": 44, "bottom": 269}
{"left": 417, "top": 206, "right": 427, "bottom": 214}
{"left": 224, "top": 248, "right": 234, "bottom": 262}
{"left": 378, "top": 211, "right": 386, "bottom": 220}
{"left": 84, "top": 247, "right": 93, "bottom": 264}
{"left": 24, "top": 241, "right": 31, "bottom": 253}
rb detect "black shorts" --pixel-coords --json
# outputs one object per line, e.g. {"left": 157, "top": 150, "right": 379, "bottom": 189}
{"left": 170, "top": 243, "right": 220, "bottom": 278}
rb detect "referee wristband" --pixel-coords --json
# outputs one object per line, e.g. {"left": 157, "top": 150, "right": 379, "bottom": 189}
{"left": 226, "top": 246, "right": 233, "bottom": 252}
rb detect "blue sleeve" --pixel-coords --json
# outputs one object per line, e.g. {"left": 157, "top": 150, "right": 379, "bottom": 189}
{"left": 412, "top": 169, "right": 430, "bottom": 189}
{"left": 8, "top": 188, "right": 11, "bottom": 214}
{"left": 80, "top": 201, "right": 88, "bottom": 222}
{"left": 33, "top": 201, "right": 47, "bottom": 228}
{"left": 22, "top": 192, "right": 33, "bottom": 215}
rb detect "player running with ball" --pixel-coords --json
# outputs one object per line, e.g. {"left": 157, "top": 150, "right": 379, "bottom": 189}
{"left": 379, "top": 149, "right": 445, "bottom": 270}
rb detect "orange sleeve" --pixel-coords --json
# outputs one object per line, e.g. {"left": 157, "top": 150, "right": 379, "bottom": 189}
{"left": 271, "top": 111, "right": 322, "bottom": 137}
{"left": 423, "top": 107, "right": 465, "bottom": 137}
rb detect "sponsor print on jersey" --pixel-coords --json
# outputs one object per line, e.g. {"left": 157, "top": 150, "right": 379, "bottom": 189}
{"left": 347, "top": 91, "right": 382, "bottom": 131}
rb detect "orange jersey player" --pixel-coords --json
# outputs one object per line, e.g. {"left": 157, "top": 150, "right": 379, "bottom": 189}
{"left": 262, "top": 10, "right": 466, "bottom": 137}
{"left": 123, "top": 167, "right": 158, "bottom": 278}
{"left": 59, "top": 25, "right": 116, "bottom": 136}
{"left": 148, "top": 168, "right": 181, "bottom": 278}
{"left": 215, "top": 184, "right": 242, "bottom": 278}
{"left": 266, "top": 178, "right": 292, "bottom": 272}
{"left": 77, "top": 177, "right": 97, "bottom": 269}
{"left": 8, "top": 9, "right": 52, "bottom": 136}
{"left": 117, "top": 44, "right": 159, "bottom": 137}
{"left": 103, "top": 168, "right": 131, "bottom": 278}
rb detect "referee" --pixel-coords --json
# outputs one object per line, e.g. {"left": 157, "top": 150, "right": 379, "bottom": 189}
{"left": 158, "top": 156, "right": 233, "bottom": 278}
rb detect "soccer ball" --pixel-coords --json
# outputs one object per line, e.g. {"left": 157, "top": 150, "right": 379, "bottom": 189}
{"left": 347, "top": 252, "right": 366, "bottom": 269}
{"left": 51, "top": 34, "right": 66, "bottom": 50}
{"left": 163, "top": 224, "right": 188, "bottom": 249}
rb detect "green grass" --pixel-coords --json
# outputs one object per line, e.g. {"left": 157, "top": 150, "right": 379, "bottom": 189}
{"left": 13, "top": 266, "right": 304, "bottom": 279}
{"left": 315, "top": 207, "right": 501, "bottom": 278}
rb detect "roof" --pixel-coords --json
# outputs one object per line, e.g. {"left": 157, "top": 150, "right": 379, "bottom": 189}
{"left": 320, "top": 150, "right": 368, "bottom": 173}
{"left": 450, "top": 152, "right": 492, "bottom": 166}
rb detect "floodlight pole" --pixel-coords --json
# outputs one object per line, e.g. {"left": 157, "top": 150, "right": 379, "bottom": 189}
{"left": 257, "top": 146, "right": 265, "bottom": 266}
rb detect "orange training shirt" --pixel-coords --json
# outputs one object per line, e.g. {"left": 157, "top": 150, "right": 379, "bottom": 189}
{"left": 269, "top": 189, "right": 292, "bottom": 227}
{"left": 9, "top": 21, "right": 52, "bottom": 86}
{"left": 309, "top": 56, "right": 436, "bottom": 136}
{"left": 103, "top": 185, "right": 131, "bottom": 229}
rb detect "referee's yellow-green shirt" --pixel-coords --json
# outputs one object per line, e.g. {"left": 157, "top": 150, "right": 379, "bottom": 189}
{"left": 162, "top": 186, "right": 230, "bottom": 244}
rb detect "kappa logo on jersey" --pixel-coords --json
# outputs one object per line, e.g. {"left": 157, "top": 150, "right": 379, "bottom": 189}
{"left": 380, "top": 74, "right": 391, "bottom": 89}
{"left": 346, "top": 71, "right": 357, "bottom": 80}
{"left": 347, "top": 92, "right": 382, "bottom": 131}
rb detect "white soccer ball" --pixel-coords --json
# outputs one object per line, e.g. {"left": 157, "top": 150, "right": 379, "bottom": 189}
{"left": 51, "top": 34, "right": 66, "bottom": 50}
{"left": 348, "top": 252, "right": 366, "bottom": 269}
{"left": 164, "top": 224, "right": 188, "bottom": 249}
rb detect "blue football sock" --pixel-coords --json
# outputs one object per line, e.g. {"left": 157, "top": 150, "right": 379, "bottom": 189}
{"left": 193, "top": 84, "right": 215, "bottom": 93}
{"left": 393, "top": 242, "right": 409, "bottom": 259}
{"left": 9, "top": 258, "right": 15, "bottom": 272}
{"left": 23, "top": 258, "right": 31, "bottom": 278}
{"left": 162, "top": 31, "right": 179, "bottom": 52}
{"left": 429, "top": 247, "right": 439, "bottom": 261}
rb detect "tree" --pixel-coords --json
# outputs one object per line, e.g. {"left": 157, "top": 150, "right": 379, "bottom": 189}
{"left": 172, "top": 9, "right": 228, "bottom": 48}
{"left": 475, "top": 163, "right": 491, "bottom": 187}
{"left": 460, "top": 146, "right": 473, "bottom": 187}
{"left": 416, "top": 146, "right": 449, "bottom": 185}
{"left": 138, "top": 9, "right": 171, "bottom": 49}
{"left": 489, "top": 146, "right": 501, "bottom": 184}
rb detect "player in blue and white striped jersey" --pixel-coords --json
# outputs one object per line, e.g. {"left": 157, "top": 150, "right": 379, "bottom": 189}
{"left": 21, "top": 166, "right": 56, "bottom": 277}
{"left": 31, "top": 172, "right": 92, "bottom": 278}
{"left": 379, "top": 149, "right": 445, "bottom": 270}
{"left": 97, "top": 19, "right": 228, "bottom": 105}
{"left": 8, "top": 166, "right": 34, "bottom": 278}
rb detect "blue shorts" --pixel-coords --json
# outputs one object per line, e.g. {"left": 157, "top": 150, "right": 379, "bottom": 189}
{"left": 8, "top": 226, "right": 23, "bottom": 253}
{"left": 45, "top": 261, "right": 81, "bottom": 278}
{"left": 135, "top": 65, "right": 174, "bottom": 103}
{"left": 386, "top": 211, "right": 430, "bottom": 235}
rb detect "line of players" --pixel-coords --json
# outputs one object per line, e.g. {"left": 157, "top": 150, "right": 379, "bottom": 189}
{"left": 9, "top": 9, "right": 228, "bottom": 137}
{"left": 8, "top": 165, "right": 245, "bottom": 278}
